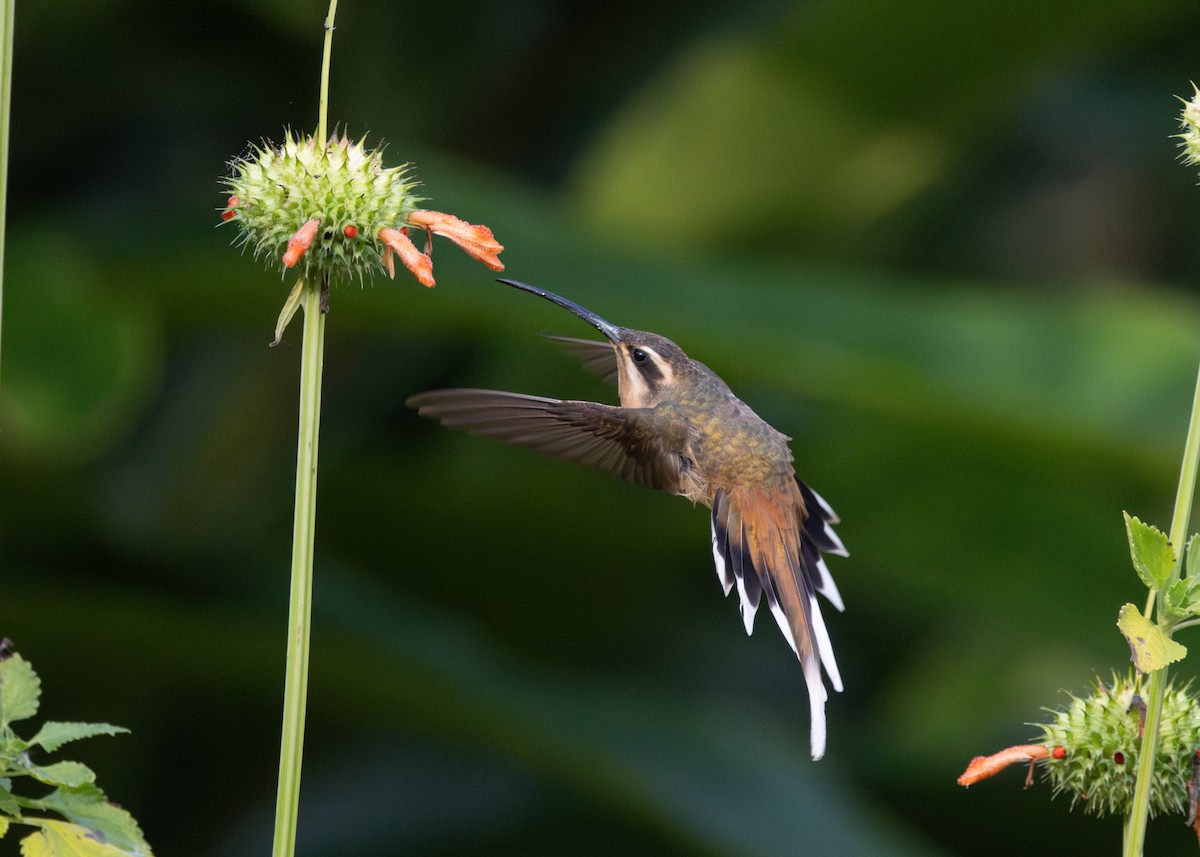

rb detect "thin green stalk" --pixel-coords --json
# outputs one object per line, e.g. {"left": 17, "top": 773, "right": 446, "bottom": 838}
{"left": 271, "top": 4, "right": 338, "bottom": 854}
{"left": 317, "top": 0, "right": 338, "bottom": 141}
{"left": 1166, "top": 365, "right": 1200, "bottom": 561}
{"left": 1125, "top": 669, "right": 1167, "bottom": 856}
{"left": 271, "top": 277, "right": 326, "bottom": 857}
{"left": 1123, "top": 363, "right": 1200, "bottom": 857}
{"left": 0, "top": 0, "right": 14, "bottom": 387}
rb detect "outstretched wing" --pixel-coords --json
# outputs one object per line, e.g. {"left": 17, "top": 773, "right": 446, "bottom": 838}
{"left": 543, "top": 335, "right": 619, "bottom": 385}
{"left": 709, "top": 478, "right": 847, "bottom": 760}
{"left": 407, "top": 388, "right": 684, "bottom": 492}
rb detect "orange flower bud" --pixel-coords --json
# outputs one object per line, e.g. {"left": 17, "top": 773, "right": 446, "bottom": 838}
{"left": 283, "top": 218, "right": 321, "bottom": 268}
{"left": 379, "top": 227, "right": 435, "bottom": 287}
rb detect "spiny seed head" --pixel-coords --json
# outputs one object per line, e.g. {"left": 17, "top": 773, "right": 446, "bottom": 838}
{"left": 1036, "top": 672, "right": 1200, "bottom": 817}
{"left": 221, "top": 130, "right": 422, "bottom": 283}
{"left": 1176, "top": 84, "right": 1200, "bottom": 168}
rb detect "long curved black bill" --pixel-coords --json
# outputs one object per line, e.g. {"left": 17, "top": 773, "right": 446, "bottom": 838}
{"left": 498, "top": 279, "right": 622, "bottom": 343}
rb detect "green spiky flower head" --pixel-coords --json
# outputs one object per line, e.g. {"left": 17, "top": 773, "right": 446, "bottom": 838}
{"left": 222, "top": 131, "right": 422, "bottom": 283}
{"left": 220, "top": 129, "right": 503, "bottom": 342}
{"left": 1177, "top": 84, "right": 1200, "bottom": 168}
{"left": 1037, "top": 672, "right": 1200, "bottom": 817}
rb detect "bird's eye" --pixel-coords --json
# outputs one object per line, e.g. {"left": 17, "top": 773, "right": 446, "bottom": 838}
{"left": 631, "top": 348, "right": 648, "bottom": 365}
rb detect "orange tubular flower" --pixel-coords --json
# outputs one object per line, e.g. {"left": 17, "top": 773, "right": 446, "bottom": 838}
{"left": 379, "top": 227, "right": 435, "bottom": 287}
{"left": 283, "top": 218, "right": 321, "bottom": 268}
{"left": 408, "top": 209, "right": 505, "bottom": 271}
{"left": 958, "top": 744, "right": 1050, "bottom": 787}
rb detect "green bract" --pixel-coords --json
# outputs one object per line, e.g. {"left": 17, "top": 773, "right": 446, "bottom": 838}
{"left": 1037, "top": 673, "right": 1200, "bottom": 817}
{"left": 222, "top": 131, "right": 422, "bottom": 283}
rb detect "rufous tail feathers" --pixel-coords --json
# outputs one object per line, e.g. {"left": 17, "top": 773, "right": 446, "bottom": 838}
{"left": 709, "top": 479, "right": 846, "bottom": 759}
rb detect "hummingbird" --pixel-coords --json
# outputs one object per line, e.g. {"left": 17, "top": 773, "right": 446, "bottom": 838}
{"left": 406, "top": 279, "right": 847, "bottom": 759}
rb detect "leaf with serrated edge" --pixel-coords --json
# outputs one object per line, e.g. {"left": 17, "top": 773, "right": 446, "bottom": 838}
{"left": 1165, "top": 578, "right": 1186, "bottom": 614}
{"left": 19, "top": 819, "right": 137, "bottom": 857}
{"left": 1124, "top": 512, "right": 1176, "bottom": 591}
{"left": 0, "top": 655, "right": 42, "bottom": 729}
{"left": 0, "top": 816, "right": 9, "bottom": 839}
{"left": 1188, "top": 533, "right": 1200, "bottom": 579}
{"left": 1118, "top": 603, "right": 1187, "bottom": 673}
{"left": 25, "top": 762, "right": 95, "bottom": 789}
{"left": 1166, "top": 572, "right": 1200, "bottom": 620}
{"left": 39, "top": 787, "right": 148, "bottom": 855}
{"left": 28, "top": 724, "right": 129, "bottom": 755}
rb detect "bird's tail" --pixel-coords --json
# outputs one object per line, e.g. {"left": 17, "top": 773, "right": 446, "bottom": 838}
{"left": 709, "top": 479, "right": 846, "bottom": 759}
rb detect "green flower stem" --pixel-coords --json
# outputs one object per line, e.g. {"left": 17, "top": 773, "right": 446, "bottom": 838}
{"left": 270, "top": 4, "right": 337, "bottom": 855}
{"left": 272, "top": 277, "right": 326, "bottom": 857}
{"left": 1124, "top": 363, "right": 1200, "bottom": 857}
{"left": 0, "top": 0, "right": 14, "bottom": 386}
{"left": 318, "top": 0, "right": 338, "bottom": 142}
{"left": 1124, "top": 669, "right": 1167, "bottom": 856}
{"left": 1167, "top": 365, "right": 1200, "bottom": 565}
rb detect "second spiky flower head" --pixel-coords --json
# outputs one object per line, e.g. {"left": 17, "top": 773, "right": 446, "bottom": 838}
{"left": 221, "top": 131, "right": 504, "bottom": 289}
{"left": 959, "top": 672, "right": 1200, "bottom": 833}
{"left": 1177, "top": 84, "right": 1200, "bottom": 167}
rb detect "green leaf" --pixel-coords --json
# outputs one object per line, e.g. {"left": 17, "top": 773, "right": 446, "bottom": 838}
{"left": 1117, "top": 603, "right": 1187, "bottom": 673}
{"left": 1164, "top": 575, "right": 1200, "bottom": 619}
{"left": 0, "top": 782, "right": 18, "bottom": 815}
{"left": 0, "top": 654, "right": 42, "bottom": 729}
{"left": 19, "top": 819, "right": 141, "bottom": 857}
{"left": 27, "top": 724, "right": 128, "bottom": 755}
{"left": 38, "top": 787, "right": 149, "bottom": 856}
{"left": 1123, "top": 512, "right": 1176, "bottom": 591}
{"left": 1166, "top": 534, "right": 1200, "bottom": 618}
{"left": 0, "top": 815, "right": 9, "bottom": 838}
{"left": 25, "top": 763, "right": 94, "bottom": 789}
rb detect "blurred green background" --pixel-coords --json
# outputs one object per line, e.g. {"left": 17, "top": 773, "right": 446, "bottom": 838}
{"left": 5, "top": 0, "right": 1200, "bottom": 854}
